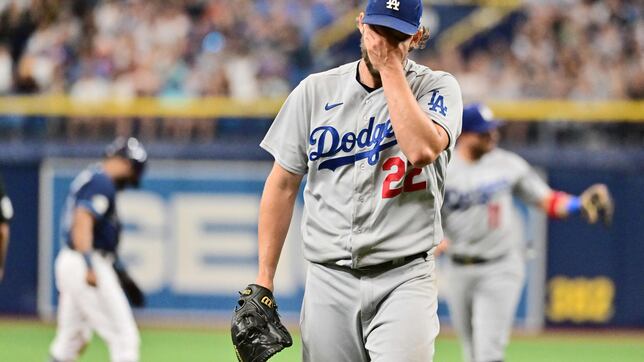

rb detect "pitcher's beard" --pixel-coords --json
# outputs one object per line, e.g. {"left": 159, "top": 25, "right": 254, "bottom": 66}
{"left": 360, "top": 43, "right": 382, "bottom": 87}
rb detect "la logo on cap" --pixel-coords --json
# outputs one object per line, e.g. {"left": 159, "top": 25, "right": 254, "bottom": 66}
{"left": 386, "top": 0, "right": 400, "bottom": 11}
{"left": 480, "top": 105, "right": 494, "bottom": 122}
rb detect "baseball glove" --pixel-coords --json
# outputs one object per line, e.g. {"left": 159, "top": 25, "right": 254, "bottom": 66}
{"left": 580, "top": 184, "right": 614, "bottom": 226}
{"left": 114, "top": 265, "right": 145, "bottom": 307}
{"left": 231, "top": 284, "right": 292, "bottom": 362}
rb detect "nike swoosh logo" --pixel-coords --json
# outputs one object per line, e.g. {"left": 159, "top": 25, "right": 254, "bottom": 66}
{"left": 324, "top": 102, "right": 344, "bottom": 111}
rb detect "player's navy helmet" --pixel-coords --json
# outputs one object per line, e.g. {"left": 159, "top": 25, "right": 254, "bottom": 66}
{"left": 462, "top": 103, "right": 502, "bottom": 134}
{"left": 363, "top": 0, "right": 422, "bottom": 36}
{"left": 104, "top": 137, "right": 147, "bottom": 188}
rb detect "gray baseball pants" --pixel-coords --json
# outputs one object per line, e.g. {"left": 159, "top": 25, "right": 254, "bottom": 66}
{"left": 444, "top": 251, "right": 525, "bottom": 362}
{"left": 300, "top": 255, "right": 439, "bottom": 362}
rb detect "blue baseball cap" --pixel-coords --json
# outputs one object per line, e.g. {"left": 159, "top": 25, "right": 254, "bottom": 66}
{"left": 104, "top": 137, "right": 148, "bottom": 187}
{"left": 462, "top": 103, "right": 502, "bottom": 133}
{"left": 363, "top": 0, "right": 422, "bottom": 36}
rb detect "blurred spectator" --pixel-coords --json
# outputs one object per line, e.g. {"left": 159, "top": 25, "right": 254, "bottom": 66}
{"left": 0, "top": 44, "right": 12, "bottom": 94}
{"left": 0, "top": 0, "right": 357, "bottom": 142}
{"left": 0, "top": 0, "right": 354, "bottom": 99}
{"left": 0, "top": 0, "right": 640, "bottom": 145}
{"left": 1, "top": 0, "right": 640, "bottom": 101}
{"left": 422, "top": 0, "right": 643, "bottom": 102}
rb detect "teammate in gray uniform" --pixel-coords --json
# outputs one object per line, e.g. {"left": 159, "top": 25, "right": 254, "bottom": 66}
{"left": 245, "top": 0, "right": 462, "bottom": 361}
{"left": 439, "top": 103, "right": 613, "bottom": 362}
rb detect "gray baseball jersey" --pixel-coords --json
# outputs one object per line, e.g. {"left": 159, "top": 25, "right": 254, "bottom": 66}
{"left": 261, "top": 59, "right": 462, "bottom": 268}
{"left": 442, "top": 148, "right": 551, "bottom": 259}
{"left": 441, "top": 147, "right": 551, "bottom": 362}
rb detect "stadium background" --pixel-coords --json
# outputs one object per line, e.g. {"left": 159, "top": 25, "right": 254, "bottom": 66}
{"left": 0, "top": 0, "right": 642, "bottom": 361}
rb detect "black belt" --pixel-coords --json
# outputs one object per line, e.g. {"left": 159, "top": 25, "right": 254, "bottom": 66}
{"left": 356, "top": 251, "right": 428, "bottom": 272}
{"left": 451, "top": 254, "right": 503, "bottom": 266}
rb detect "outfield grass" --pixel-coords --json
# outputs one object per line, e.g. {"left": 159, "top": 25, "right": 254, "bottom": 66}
{"left": 1, "top": 321, "right": 642, "bottom": 362}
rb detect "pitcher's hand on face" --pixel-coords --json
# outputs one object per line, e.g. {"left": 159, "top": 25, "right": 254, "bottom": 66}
{"left": 363, "top": 24, "right": 410, "bottom": 72}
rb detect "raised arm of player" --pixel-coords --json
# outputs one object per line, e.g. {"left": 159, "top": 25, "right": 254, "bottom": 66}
{"left": 362, "top": 23, "right": 449, "bottom": 167}
{"left": 72, "top": 208, "right": 98, "bottom": 286}
{"left": 514, "top": 161, "right": 613, "bottom": 223}
{"left": 512, "top": 162, "right": 577, "bottom": 218}
{"left": 538, "top": 192, "right": 577, "bottom": 218}
{"left": 539, "top": 184, "right": 613, "bottom": 224}
{"left": 255, "top": 163, "right": 304, "bottom": 292}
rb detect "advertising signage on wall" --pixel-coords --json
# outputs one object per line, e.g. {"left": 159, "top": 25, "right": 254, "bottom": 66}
{"left": 543, "top": 168, "right": 644, "bottom": 328}
{"left": 38, "top": 159, "right": 306, "bottom": 320}
{"left": 38, "top": 159, "right": 546, "bottom": 330}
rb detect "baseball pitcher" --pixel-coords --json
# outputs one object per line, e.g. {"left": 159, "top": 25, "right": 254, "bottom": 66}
{"left": 231, "top": 1, "right": 463, "bottom": 361}
{"left": 49, "top": 137, "right": 147, "bottom": 362}
{"left": 440, "top": 104, "right": 614, "bottom": 362}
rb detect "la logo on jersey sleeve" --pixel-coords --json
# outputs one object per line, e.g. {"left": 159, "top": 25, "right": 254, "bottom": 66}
{"left": 428, "top": 90, "right": 448, "bottom": 116}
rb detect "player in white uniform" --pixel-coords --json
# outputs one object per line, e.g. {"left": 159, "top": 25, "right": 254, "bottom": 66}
{"left": 439, "top": 104, "right": 613, "bottom": 362}
{"left": 248, "top": 0, "right": 462, "bottom": 361}
{"left": 49, "top": 138, "right": 147, "bottom": 362}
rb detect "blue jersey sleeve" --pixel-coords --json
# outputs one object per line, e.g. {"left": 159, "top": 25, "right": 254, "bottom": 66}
{"left": 75, "top": 174, "right": 115, "bottom": 220}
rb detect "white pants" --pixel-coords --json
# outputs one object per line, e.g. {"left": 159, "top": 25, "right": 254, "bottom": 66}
{"left": 49, "top": 248, "right": 140, "bottom": 362}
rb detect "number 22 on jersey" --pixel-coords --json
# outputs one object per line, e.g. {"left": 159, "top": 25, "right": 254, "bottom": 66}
{"left": 381, "top": 156, "right": 427, "bottom": 199}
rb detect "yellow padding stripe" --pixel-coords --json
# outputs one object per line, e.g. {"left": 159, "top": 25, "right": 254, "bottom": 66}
{"left": 487, "top": 100, "right": 644, "bottom": 122}
{"left": 0, "top": 96, "right": 642, "bottom": 121}
{"left": 0, "top": 96, "right": 284, "bottom": 118}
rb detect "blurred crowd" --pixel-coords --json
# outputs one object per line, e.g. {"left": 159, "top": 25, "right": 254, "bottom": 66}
{"left": 0, "top": 0, "right": 641, "bottom": 145}
{"left": 1, "top": 0, "right": 640, "bottom": 102}
{"left": 426, "top": 0, "right": 643, "bottom": 101}
{"left": 0, "top": 0, "right": 359, "bottom": 99}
